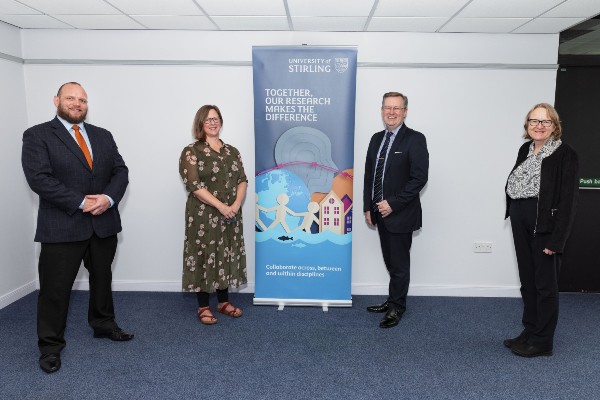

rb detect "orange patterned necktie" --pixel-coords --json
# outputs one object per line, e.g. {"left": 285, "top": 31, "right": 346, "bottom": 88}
{"left": 72, "top": 125, "right": 92, "bottom": 169}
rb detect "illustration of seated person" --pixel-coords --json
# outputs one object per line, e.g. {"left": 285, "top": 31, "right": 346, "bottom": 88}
{"left": 255, "top": 194, "right": 268, "bottom": 231}
{"left": 289, "top": 201, "right": 320, "bottom": 233}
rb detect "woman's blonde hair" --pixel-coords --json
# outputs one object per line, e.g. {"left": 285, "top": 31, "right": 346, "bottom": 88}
{"left": 523, "top": 103, "right": 562, "bottom": 140}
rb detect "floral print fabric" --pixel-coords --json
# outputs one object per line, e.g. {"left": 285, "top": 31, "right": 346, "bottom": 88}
{"left": 179, "top": 141, "right": 248, "bottom": 292}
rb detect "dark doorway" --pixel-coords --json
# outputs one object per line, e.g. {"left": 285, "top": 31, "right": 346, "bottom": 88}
{"left": 555, "top": 64, "right": 600, "bottom": 292}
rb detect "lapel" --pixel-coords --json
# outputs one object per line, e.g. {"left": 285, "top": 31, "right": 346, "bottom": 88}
{"left": 84, "top": 122, "right": 101, "bottom": 167}
{"left": 50, "top": 116, "right": 92, "bottom": 171}
{"left": 384, "top": 124, "right": 408, "bottom": 175}
{"left": 372, "top": 130, "right": 386, "bottom": 169}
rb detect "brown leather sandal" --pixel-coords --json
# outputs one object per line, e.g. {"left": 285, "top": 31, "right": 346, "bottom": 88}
{"left": 197, "top": 307, "right": 217, "bottom": 325}
{"left": 217, "top": 302, "right": 243, "bottom": 318}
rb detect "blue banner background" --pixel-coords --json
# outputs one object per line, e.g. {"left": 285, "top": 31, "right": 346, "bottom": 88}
{"left": 252, "top": 46, "right": 357, "bottom": 303}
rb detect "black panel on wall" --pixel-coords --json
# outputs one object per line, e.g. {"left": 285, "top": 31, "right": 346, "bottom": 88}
{"left": 554, "top": 64, "right": 600, "bottom": 292}
{"left": 560, "top": 192, "right": 600, "bottom": 292}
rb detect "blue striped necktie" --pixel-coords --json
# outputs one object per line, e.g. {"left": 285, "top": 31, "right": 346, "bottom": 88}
{"left": 373, "top": 131, "right": 392, "bottom": 208}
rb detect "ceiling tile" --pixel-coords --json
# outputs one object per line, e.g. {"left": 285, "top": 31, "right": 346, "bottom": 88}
{"left": 440, "top": 17, "right": 529, "bottom": 33}
{"left": 566, "top": 18, "right": 600, "bottom": 30}
{"left": 131, "top": 15, "right": 214, "bottom": 30}
{"left": 558, "top": 31, "right": 600, "bottom": 55}
{"left": 212, "top": 16, "right": 290, "bottom": 30}
{"left": 0, "top": 0, "right": 597, "bottom": 45}
{"left": 367, "top": 17, "right": 447, "bottom": 32}
{"left": 0, "top": 0, "right": 40, "bottom": 14}
{"left": 56, "top": 14, "right": 144, "bottom": 29}
{"left": 374, "top": 0, "right": 469, "bottom": 17}
{"left": 543, "top": 0, "right": 600, "bottom": 18}
{"left": 560, "top": 29, "right": 600, "bottom": 54}
{"left": 288, "top": 0, "right": 375, "bottom": 17}
{"left": 0, "top": 14, "right": 72, "bottom": 28}
{"left": 196, "top": 0, "right": 286, "bottom": 16}
{"left": 18, "top": 0, "right": 120, "bottom": 15}
{"left": 292, "top": 16, "right": 367, "bottom": 31}
{"left": 459, "top": 0, "right": 563, "bottom": 18}
{"left": 107, "top": 0, "right": 202, "bottom": 15}
{"left": 513, "top": 17, "right": 587, "bottom": 33}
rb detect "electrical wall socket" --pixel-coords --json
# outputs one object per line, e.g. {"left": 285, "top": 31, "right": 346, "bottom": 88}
{"left": 473, "top": 241, "right": 493, "bottom": 253}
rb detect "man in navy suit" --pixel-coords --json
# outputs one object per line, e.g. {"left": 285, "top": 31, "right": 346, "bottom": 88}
{"left": 22, "top": 82, "right": 133, "bottom": 373}
{"left": 363, "top": 92, "right": 429, "bottom": 328}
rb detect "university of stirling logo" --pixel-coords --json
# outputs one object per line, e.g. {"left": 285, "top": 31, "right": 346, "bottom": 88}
{"left": 335, "top": 58, "right": 349, "bottom": 73}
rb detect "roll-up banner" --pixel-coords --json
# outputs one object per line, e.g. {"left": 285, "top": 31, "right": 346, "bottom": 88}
{"left": 252, "top": 46, "right": 357, "bottom": 307}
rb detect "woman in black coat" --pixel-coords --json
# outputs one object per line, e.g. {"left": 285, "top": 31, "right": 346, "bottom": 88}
{"left": 504, "top": 103, "right": 579, "bottom": 358}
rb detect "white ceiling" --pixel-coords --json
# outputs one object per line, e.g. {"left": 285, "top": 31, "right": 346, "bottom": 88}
{"left": 0, "top": 0, "right": 599, "bottom": 53}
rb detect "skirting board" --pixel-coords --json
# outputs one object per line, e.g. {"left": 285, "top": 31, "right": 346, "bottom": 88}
{"left": 0, "top": 280, "right": 521, "bottom": 310}
{"left": 352, "top": 284, "right": 521, "bottom": 298}
{"left": 85, "top": 280, "right": 521, "bottom": 297}
{"left": 0, "top": 280, "right": 37, "bottom": 309}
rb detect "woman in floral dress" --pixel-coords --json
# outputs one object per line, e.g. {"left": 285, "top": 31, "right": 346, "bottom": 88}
{"left": 179, "top": 105, "right": 247, "bottom": 325}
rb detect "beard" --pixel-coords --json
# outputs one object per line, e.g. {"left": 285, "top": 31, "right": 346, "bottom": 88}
{"left": 56, "top": 102, "right": 87, "bottom": 124}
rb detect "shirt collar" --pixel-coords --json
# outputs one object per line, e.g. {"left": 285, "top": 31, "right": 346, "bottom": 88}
{"left": 56, "top": 115, "right": 84, "bottom": 133}
{"left": 387, "top": 123, "right": 403, "bottom": 135}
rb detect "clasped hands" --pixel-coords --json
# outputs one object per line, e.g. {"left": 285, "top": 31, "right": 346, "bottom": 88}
{"left": 83, "top": 194, "right": 110, "bottom": 215}
{"left": 219, "top": 203, "right": 240, "bottom": 220}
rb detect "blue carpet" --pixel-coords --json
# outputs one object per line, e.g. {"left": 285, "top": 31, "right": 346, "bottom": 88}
{"left": 1, "top": 291, "right": 599, "bottom": 399}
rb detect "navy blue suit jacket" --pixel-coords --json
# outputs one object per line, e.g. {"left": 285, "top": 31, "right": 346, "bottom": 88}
{"left": 22, "top": 117, "right": 128, "bottom": 243}
{"left": 363, "top": 124, "right": 429, "bottom": 233}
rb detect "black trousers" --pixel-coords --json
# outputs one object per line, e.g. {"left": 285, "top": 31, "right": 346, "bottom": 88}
{"left": 196, "top": 289, "right": 229, "bottom": 308}
{"left": 37, "top": 234, "right": 119, "bottom": 354}
{"left": 510, "top": 198, "right": 561, "bottom": 347}
{"left": 376, "top": 221, "right": 413, "bottom": 312}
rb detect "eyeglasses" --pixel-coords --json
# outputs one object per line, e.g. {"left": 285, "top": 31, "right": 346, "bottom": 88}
{"left": 204, "top": 117, "right": 220, "bottom": 124}
{"left": 382, "top": 106, "right": 406, "bottom": 112}
{"left": 528, "top": 119, "right": 553, "bottom": 127}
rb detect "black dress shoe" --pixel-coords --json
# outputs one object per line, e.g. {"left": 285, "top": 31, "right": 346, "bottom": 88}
{"left": 94, "top": 328, "right": 134, "bottom": 341}
{"left": 503, "top": 333, "right": 528, "bottom": 349}
{"left": 367, "top": 301, "right": 389, "bottom": 313}
{"left": 511, "top": 342, "right": 553, "bottom": 358}
{"left": 379, "top": 308, "right": 403, "bottom": 328}
{"left": 39, "top": 353, "right": 61, "bottom": 373}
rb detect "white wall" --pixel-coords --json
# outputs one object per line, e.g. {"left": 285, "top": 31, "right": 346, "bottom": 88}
{"left": 15, "top": 30, "right": 559, "bottom": 298}
{"left": 0, "top": 22, "right": 37, "bottom": 308}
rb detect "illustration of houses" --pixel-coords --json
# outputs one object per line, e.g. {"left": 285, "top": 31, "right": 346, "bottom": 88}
{"left": 341, "top": 194, "right": 353, "bottom": 233}
{"left": 319, "top": 191, "right": 353, "bottom": 234}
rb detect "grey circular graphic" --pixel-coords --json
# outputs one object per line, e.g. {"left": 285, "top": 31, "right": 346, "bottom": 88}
{"left": 274, "top": 126, "right": 339, "bottom": 194}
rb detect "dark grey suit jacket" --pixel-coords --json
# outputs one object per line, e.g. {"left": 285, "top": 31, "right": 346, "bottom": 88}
{"left": 363, "top": 124, "right": 429, "bottom": 233}
{"left": 22, "top": 116, "right": 128, "bottom": 243}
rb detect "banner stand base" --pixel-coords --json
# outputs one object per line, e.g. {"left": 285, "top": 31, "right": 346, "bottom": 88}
{"left": 254, "top": 297, "right": 352, "bottom": 312}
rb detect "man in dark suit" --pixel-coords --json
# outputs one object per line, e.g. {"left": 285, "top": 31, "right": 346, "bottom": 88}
{"left": 22, "top": 82, "right": 134, "bottom": 373}
{"left": 363, "top": 92, "right": 429, "bottom": 328}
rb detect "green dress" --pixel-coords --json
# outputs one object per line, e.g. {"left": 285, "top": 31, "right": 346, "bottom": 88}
{"left": 179, "top": 140, "right": 248, "bottom": 293}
